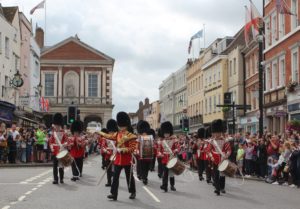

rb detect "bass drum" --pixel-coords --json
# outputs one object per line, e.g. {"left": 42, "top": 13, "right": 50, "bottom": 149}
{"left": 166, "top": 158, "right": 185, "bottom": 175}
{"left": 218, "top": 159, "right": 237, "bottom": 177}
{"left": 56, "top": 150, "right": 73, "bottom": 167}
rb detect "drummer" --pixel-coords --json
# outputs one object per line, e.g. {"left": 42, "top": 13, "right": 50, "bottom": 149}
{"left": 208, "top": 119, "right": 232, "bottom": 196}
{"left": 160, "top": 121, "right": 178, "bottom": 192}
{"left": 196, "top": 128, "right": 206, "bottom": 181}
{"left": 155, "top": 128, "right": 164, "bottom": 179}
{"left": 49, "top": 113, "right": 68, "bottom": 185}
{"left": 68, "top": 121, "right": 86, "bottom": 181}
{"left": 136, "top": 120, "right": 152, "bottom": 185}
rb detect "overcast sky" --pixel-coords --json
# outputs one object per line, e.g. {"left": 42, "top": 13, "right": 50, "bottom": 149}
{"left": 3, "top": 0, "right": 262, "bottom": 116}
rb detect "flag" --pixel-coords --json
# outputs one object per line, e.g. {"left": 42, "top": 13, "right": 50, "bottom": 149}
{"left": 244, "top": 6, "right": 252, "bottom": 46}
{"left": 249, "top": 0, "right": 262, "bottom": 37}
{"left": 276, "top": 0, "right": 294, "bottom": 15}
{"left": 39, "top": 97, "right": 45, "bottom": 111}
{"left": 30, "top": 0, "right": 45, "bottom": 15}
{"left": 44, "top": 99, "right": 49, "bottom": 112}
{"left": 188, "top": 29, "right": 203, "bottom": 54}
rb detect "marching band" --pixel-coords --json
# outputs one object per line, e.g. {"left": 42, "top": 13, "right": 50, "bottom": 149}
{"left": 49, "top": 111, "right": 236, "bottom": 201}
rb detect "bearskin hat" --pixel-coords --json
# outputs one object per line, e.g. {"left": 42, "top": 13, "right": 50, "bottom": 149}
{"left": 160, "top": 121, "right": 173, "bottom": 136}
{"left": 127, "top": 126, "right": 134, "bottom": 134}
{"left": 205, "top": 126, "right": 212, "bottom": 138}
{"left": 211, "top": 119, "right": 224, "bottom": 133}
{"left": 52, "top": 113, "right": 63, "bottom": 126}
{"left": 197, "top": 127, "right": 205, "bottom": 138}
{"left": 147, "top": 128, "right": 156, "bottom": 139}
{"left": 70, "top": 121, "right": 82, "bottom": 134}
{"left": 116, "top": 112, "right": 131, "bottom": 128}
{"left": 157, "top": 128, "right": 163, "bottom": 138}
{"left": 101, "top": 128, "right": 108, "bottom": 134}
{"left": 137, "top": 120, "right": 150, "bottom": 134}
{"left": 106, "top": 119, "right": 118, "bottom": 133}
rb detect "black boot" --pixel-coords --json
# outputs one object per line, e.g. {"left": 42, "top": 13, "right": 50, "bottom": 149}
{"left": 52, "top": 180, "right": 58, "bottom": 184}
{"left": 160, "top": 185, "right": 168, "bottom": 192}
{"left": 143, "top": 179, "right": 148, "bottom": 185}
{"left": 129, "top": 193, "right": 136, "bottom": 199}
{"left": 214, "top": 190, "right": 220, "bottom": 196}
{"left": 107, "top": 194, "right": 117, "bottom": 201}
{"left": 170, "top": 177, "right": 176, "bottom": 191}
{"left": 105, "top": 183, "right": 111, "bottom": 187}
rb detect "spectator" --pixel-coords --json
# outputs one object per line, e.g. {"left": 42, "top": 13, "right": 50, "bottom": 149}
{"left": 245, "top": 142, "right": 254, "bottom": 177}
{"left": 19, "top": 130, "right": 27, "bottom": 163}
{"left": 36, "top": 125, "right": 46, "bottom": 163}
{"left": 257, "top": 138, "right": 268, "bottom": 179}
{"left": 0, "top": 130, "right": 7, "bottom": 163}
{"left": 26, "top": 130, "right": 35, "bottom": 163}
{"left": 7, "top": 123, "right": 19, "bottom": 163}
{"left": 289, "top": 141, "right": 300, "bottom": 188}
{"left": 236, "top": 143, "right": 245, "bottom": 175}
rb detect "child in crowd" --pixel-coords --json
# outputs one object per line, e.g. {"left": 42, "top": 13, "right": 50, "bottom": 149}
{"left": 236, "top": 143, "right": 245, "bottom": 175}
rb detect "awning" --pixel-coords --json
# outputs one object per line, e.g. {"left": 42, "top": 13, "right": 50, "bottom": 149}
{"left": 17, "top": 115, "right": 38, "bottom": 124}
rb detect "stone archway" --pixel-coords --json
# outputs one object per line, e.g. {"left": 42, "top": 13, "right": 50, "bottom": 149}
{"left": 63, "top": 71, "right": 79, "bottom": 98}
{"left": 84, "top": 115, "right": 102, "bottom": 129}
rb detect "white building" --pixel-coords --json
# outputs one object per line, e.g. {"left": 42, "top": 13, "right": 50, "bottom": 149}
{"left": 159, "top": 65, "right": 187, "bottom": 130}
{"left": 0, "top": 6, "right": 21, "bottom": 106}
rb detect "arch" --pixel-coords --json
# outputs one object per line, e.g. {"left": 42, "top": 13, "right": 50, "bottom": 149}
{"left": 84, "top": 115, "right": 102, "bottom": 129}
{"left": 63, "top": 71, "right": 79, "bottom": 97}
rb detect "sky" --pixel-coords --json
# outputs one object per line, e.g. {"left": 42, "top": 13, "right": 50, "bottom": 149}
{"left": 2, "top": 0, "right": 262, "bottom": 116}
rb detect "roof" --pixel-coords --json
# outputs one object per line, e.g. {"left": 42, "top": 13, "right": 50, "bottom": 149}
{"left": 222, "top": 27, "right": 245, "bottom": 54}
{"left": 2, "top": 6, "right": 18, "bottom": 23}
{"left": 41, "top": 36, "right": 115, "bottom": 63}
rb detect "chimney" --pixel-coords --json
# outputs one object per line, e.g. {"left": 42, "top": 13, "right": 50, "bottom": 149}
{"left": 35, "top": 27, "right": 44, "bottom": 48}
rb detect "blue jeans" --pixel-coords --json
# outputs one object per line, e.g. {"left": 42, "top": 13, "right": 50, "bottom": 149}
{"left": 26, "top": 146, "right": 32, "bottom": 162}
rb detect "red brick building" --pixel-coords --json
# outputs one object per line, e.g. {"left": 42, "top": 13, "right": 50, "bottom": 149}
{"left": 264, "top": 0, "right": 300, "bottom": 133}
{"left": 37, "top": 28, "right": 115, "bottom": 127}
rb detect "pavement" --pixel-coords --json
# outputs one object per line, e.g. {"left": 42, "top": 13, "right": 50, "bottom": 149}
{"left": 0, "top": 155, "right": 299, "bottom": 209}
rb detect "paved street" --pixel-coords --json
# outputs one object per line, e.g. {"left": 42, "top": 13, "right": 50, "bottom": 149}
{"left": 0, "top": 156, "right": 299, "bottom": 209}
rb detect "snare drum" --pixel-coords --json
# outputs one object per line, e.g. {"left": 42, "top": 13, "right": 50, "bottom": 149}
{"left": 56, "top": 150, "right": 73, "bottom": 167}
{"left": 218, "top": 159, "right": 237, "bottom": 177}
{"left": 140, "top": 135, "right": 154, "bottom": 159}
{"left": 166, "top": 158, "right": 185, "bottom": 175}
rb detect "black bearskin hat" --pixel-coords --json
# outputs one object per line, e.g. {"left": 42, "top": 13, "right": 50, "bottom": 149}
{"left": 70, "top": 121, "right": 82, "bottom": 134}
{"left": 101, "top": 128, "right": 108, "bottom": 134}
{"left": 53, "top": 113, "right": 63, "bottom": 126}
{"left": 116, "top": 112, "right": 131, "bottom": 128}
{"left": 127, "top": 126, "right": 134, "bottom": 134}
{"left": 160, "top": 121, "right": 173, "bottom": 136}
{"left": 137, "top": 120, "right": 150, "bottom": 134}
{"left": 147, "top": 129, "right": 156, "bottom": 139}
{"left": 157, "top": 128, "right": 163, "bottom": 138}
{"left": 205, "top": 126, "right": 212, "bottom": 138}
{"left": 197, "top": 127, "right": 205, "bottom": 138}
{"left": 211, "top": 119, "right": 224, "bottom": 133}
{"left": 106, "top": 119, "right": 118, "bottom": 133}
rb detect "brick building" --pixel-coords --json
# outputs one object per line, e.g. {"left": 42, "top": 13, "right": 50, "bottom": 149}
{"left": 264, "top": 0, "right": 300, "bottom": 133}
{"left": 38, "top": 28, "right": 114, "bottom": 127}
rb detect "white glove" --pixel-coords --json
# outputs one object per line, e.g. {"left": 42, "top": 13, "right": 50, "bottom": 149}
{"left": 117, "top": 148, "right": 122, "bottom": 153}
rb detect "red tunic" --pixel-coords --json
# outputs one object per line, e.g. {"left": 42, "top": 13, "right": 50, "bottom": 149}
{"left": 49, "top": 131, "right": 68, "bottom": 156}
{"left": 210, "top": 140, "right": 232, "bottom": 165}
{"left": 68, "top": 136, "right": 86, "bottom": 158}
{"left": 161, "top": 139, "right": 178, "bottom": 165}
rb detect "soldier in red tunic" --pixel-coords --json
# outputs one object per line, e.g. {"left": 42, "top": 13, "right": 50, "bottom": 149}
{"left": 160, "top": 121, "right": 178, "bottom": 192}
{"left": 155, "top": 128, "right": 164, "bottom": 178}
{"left": 103, "top": 119, "right": 118, "bottom": 187}
{"left": 68, "top": 121, "right": 86, "bottom": 181}
{"left": 49, "top": 113, "right": 68, "bottom": 184}
{"left": 99, "top": 112, "right": 137, "bottom": 201}
{"left": 196, "top": 128, "right": 206, "bottom": 181}
{"left": 208, "top": 119, "right": 232, "bottom": 196}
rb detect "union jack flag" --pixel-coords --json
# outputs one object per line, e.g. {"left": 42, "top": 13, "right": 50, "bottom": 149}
{"left": 39, "top": 97, "right": 45, "bottom": 112}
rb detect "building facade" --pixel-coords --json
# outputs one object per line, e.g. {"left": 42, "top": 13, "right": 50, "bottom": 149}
{"left": 187, "top": 56, "right": 205, "bottom": 133}
{"left": 264, "top": 0, "right": 300, "bottom": 134}
{"left": 202, "top": 38, "right": 231, "bottom": 125}
{"left": 39, "top": 31, "right": 114, "bottom": 127}
{"left": 159, "top": 73, "right": 175, "bottom": 124}
{"left": 145, "top": 100, "right": 160, "bottom": 131}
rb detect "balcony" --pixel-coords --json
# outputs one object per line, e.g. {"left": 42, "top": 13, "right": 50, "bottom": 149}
{"left": 45, "top": 97, "right": 111, "bottom": 106}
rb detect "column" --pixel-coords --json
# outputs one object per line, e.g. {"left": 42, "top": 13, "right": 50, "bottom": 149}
{"left": 58, "top": 66, "right": 62, "bottom": 104}
{"left": 102, "top": 68, "right": 106, "bottom": 104}
{"left": 80, "top": 66, "right": 84, "bottom": 104}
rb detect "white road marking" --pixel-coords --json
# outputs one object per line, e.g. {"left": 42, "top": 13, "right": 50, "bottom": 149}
{"left": 18, "top": 196, "right": 26, "bottom": 201}
{"left": 143, "top": 186, "right": 161, "bottom": 203}
{"left": 9, "top": 202, "right": 16, "bottom": 205}
{"left": 25, "top": 191, "right": 32, "bottom": 195}
{"left": 37, "top": 184, "right": 43, "bottom": 187}
{"left": 32, "top": 188, "right": 38, "bottom": 191}
{"left": 2, "top": 205, "right": 10, "bottom": 209}
{"left": 0, "top": 183, "right": 40, "bottom": 185}
{"left": 19, "top": 169, "right": 52, "bottom": 184}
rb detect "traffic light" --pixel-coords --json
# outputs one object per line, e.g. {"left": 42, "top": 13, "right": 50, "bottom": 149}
{"left": 182, "top": 118, "right": 189, "bottom": 132}
{"left": 67, "top": 106, "right": 77, "bottom": 124}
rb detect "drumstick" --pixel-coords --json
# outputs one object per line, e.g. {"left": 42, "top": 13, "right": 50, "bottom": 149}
{"left": 97, "top": 154, "right": 116, "bottom": 186}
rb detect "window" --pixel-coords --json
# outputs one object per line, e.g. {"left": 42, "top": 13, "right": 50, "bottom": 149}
{"left": 229, "top": 60, "right": 232, "bottom": 76}
{"left": 279, "top": 57, "right": 285, "bottom": 86}
{"left": 209, "top": 97, "right": 212, "bottom": 113}
{"left": 265, "top": 65, "right": 271, "bottom": 91}
{"left": 233, "top": 58, "right": 236, "bottom": 74}
{"left": 278, "top": 13, "right": 285, "bottom": 39}
{"left": 45, "top": 73, "right": 55, "bottom": 97}
{"left": 291, "top": 48, "right": 299, "bottom": 83}
{"left": 272, "top": 61, "right": 278, "bottom": 88}
{"left": 265, "top": 18, "right": 271, "bottom": 47}
{"left": 271, "top": 12, "right": 277, "bottom": 43}
{"left": 88, "top": 74, "right": 98, "bottom": 97}
{"left": 291, "top": 0, "right": 298, "bottom": 30}
{"left": 218, "top": 94, "right": 221, "bottom": 111}
{"left": 5, "top": 37, "right": 9, "bottom": 58}
{"left": 213, "top": 96, "right": 216, "bottom": 112}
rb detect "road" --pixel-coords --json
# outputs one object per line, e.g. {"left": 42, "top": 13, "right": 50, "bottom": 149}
{"left": 0, "top": 155, "right": 299, "bottom": 209}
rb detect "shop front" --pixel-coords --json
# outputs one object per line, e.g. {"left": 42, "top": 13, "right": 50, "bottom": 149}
{"left": 0, "top": 101, "right": 16, "bottom": 126}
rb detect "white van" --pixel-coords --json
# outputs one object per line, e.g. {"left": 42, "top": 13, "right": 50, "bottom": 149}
{"left": 87, "top": 122, "right": 101, "bottom": 133}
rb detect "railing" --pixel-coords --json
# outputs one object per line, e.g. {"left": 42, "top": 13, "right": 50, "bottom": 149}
{"left": 45, "top": 97, "right": 111, "bottom": 105}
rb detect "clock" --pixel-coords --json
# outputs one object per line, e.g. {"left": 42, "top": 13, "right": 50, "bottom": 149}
{"left": 11, "top": 77, "right": 24, "bottom": 87}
